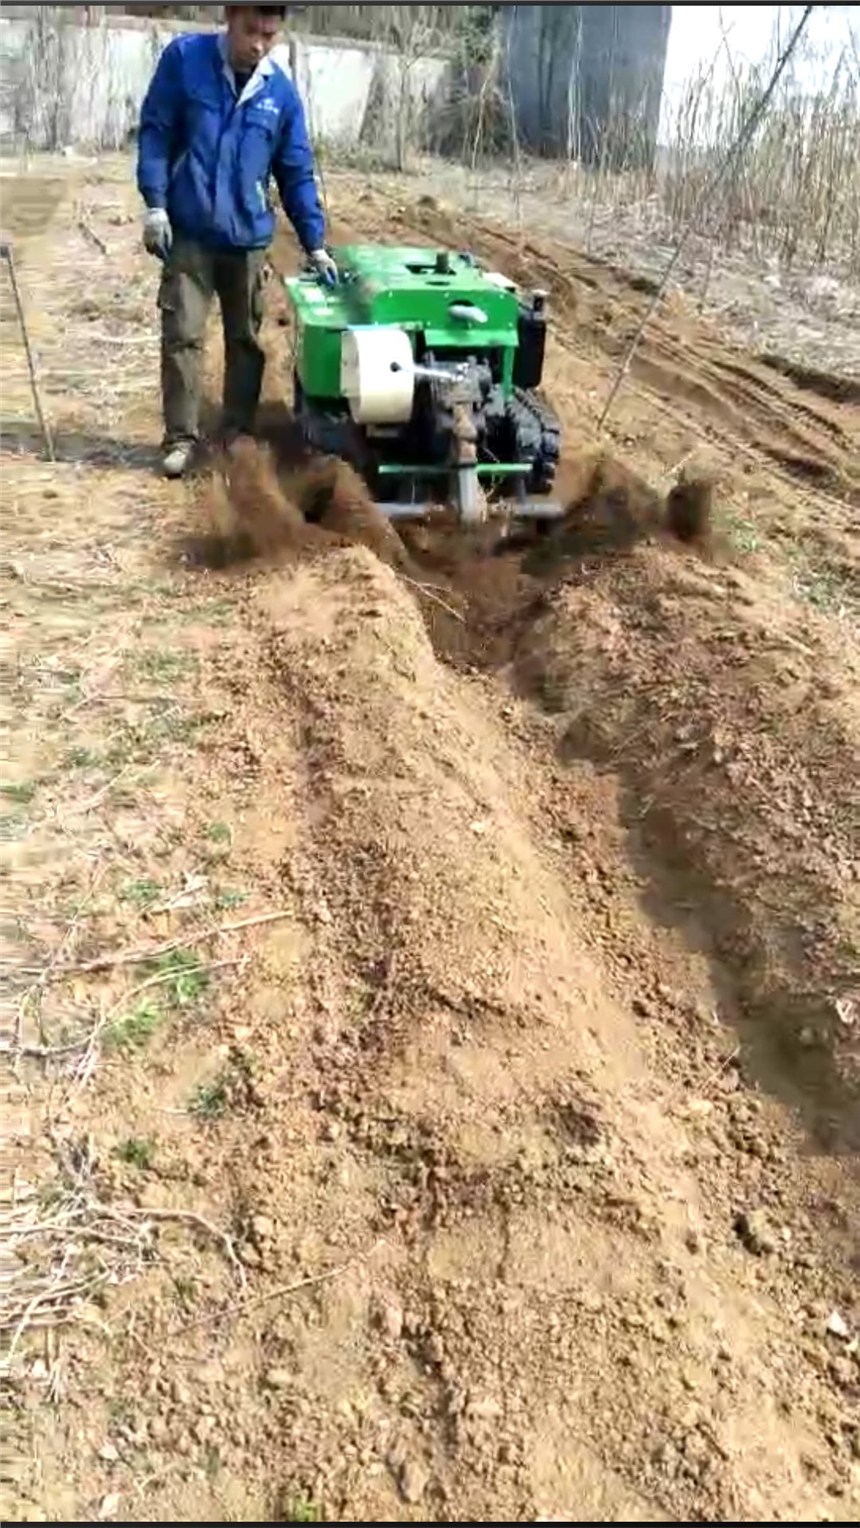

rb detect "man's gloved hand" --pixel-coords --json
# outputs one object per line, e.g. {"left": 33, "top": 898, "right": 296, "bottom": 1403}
{"left": 143, "top": 207, "right": 172, "bottom": 262}
{"left": 309, "top": 247, "right": 338, "bottom": 286}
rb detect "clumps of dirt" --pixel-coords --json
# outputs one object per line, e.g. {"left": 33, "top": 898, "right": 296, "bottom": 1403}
{"left": 296, "top": 456, "right": 412, "bottom": 571}
{"left": 665, "top": 468, "right": 715, "bottom": 545}
{"left": 253, "top": 400, "right": 310, "bottom": 471}
{"left": 196, "top": 436, "right": 410, "bottom": 573}
{"left": 393, "top": 447, "right": 716, "bottom": 676}
{"left": 526, "top": 452, "right": 714, "bottom": 575}
{"left": 212, "top": 435, "right": 306, "bottom": 560}
{"left": 196, "top": 432, "right": 717, "bottom": 701}
{"left": 199, "top": 421, "right": 713, "bottom": 614}
{"left": 509, "top": 541, "right": 860, "bottom": 1149}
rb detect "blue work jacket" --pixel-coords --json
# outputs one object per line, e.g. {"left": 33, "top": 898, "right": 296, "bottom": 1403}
{"left": 136, "top": 33, "right": 325, "bottom": 254}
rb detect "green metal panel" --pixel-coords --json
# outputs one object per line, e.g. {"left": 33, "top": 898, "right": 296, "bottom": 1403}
{"left": 376, "top": 462, "right": 531, "bottom": 478}
{"left": 289, "top": 280, "right": 347, "bottom": 397}
{"left": 285, "top": 245, "right": 526, "bottom": 402}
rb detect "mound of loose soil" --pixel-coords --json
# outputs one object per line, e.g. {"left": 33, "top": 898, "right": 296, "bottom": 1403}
{"left": 197, "top": 437, "right": 412, "bottom": 574}
{"left": 210, "top": 435, "right": 306, "bottom": 560}
{"left": 525, "top": 452, "right": 714, "bottom": 575}
{"left": 10, "top": 167, "right": 860, "bottom": 1528}
{"left": 510, "top": 539, "right": 860, "bottom": 1147}
{"left": 117, "top": 547, "right": 856, "bottom": 1522}
{"left": 298, "top": 457, "right": 412, "bottom": 572}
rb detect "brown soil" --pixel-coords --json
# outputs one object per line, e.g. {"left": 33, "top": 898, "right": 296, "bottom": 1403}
{"left": 207, "top": 436, "right": 307, "bottom": 560}
{"left": 2, "top": 162, "right": 859, "bottom": 1526}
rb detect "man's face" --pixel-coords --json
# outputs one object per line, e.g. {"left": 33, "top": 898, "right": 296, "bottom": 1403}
{"left": 225, "top": 7, "right": 282, "bottom": 72}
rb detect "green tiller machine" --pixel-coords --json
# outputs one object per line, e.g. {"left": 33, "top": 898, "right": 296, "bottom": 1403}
{"left": 283, "top": 244, "right": 563, "bottom": 526}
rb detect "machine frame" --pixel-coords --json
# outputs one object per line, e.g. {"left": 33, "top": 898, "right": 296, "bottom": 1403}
{"left": 283, "top": 244, "right": 564, "bottom": 526}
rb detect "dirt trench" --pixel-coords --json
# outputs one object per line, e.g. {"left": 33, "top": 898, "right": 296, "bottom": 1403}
{"left": 120, "top": 491, "right": 860, "bottom": 1521}
{"left": 416, "top": 525, "right": 860, "bottom": 1155}
{"left": 202, "top": 429, "right": 860, "bottom": 1158}
{"left": 4, "top": 166, "right": 860, "bottom": 1525}
{"left": 23, "top": 425, "right": 853, "bottom": 1522}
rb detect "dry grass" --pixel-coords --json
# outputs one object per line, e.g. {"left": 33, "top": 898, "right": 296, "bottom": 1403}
{"left": 662, "top": 24, "right": 860, "bottom": 274}
{"left": 474, "top": 20, "right": 860, "bottom": 282}
{"left": 10, "top": 7, "right": 859, "bottom": 281}
{"left": 0, "top": 174, "right": 251, "bottom": 1397}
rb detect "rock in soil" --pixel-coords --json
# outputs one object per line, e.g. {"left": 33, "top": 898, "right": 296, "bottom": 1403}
{"left": 734, "top": 1208, "right": 777, "bottom": 1256}
{"left": 399, "top": 1458, "right": 430, "bottom": 1504}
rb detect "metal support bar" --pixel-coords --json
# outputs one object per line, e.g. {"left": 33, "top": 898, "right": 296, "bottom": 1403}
{"left": 0, "top": 237, "right": 54, "bottom": 462}
{"left": 375, "top": 500, "right": 565, "bottom": 523}
{"left": 502, "top": 501, "right": 565, "bottom": 519}
{"left": 376, "top": 462, "right": 534, "bottom": 479}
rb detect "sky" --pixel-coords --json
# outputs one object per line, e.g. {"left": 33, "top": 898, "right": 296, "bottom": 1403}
{"left": 660, "top": 4, "right": 859, "bottom": 136}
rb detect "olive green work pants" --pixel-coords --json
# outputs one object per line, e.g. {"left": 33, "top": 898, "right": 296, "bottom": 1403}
{"left": 158, "top": 237, "right": 267, "bottom": 446}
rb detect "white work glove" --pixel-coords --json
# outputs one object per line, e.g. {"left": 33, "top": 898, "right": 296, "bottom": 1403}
{"left": 143, "top": 207, "right": 172, "bottom": 262}
{"left": 309, "top": 247, "right": 337, "bottom": 286}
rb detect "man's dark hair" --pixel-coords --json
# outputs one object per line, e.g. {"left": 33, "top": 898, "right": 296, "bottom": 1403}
{"left": 227, "top": 4, "right": 287, "bottom": 16}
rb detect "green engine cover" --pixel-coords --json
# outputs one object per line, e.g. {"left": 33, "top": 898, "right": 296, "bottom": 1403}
{"left": 285, "top": 245, "right": 524, "bottom": 402}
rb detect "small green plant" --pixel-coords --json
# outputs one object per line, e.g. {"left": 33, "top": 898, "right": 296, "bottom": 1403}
{"left": 192, "top": 1074, "right": 229, "bottom": 1121}
{"left": 215, "top": 887, "right": 247, "bottom": 911}
{"left": 195, "top": 598, "right": 233, "bottom": 626}
{"left": 792, "top": 565, "right": 853, "bottom": 615}
{"left": 1, "top": 780, "right": 37, "bottom": 804}
{"left": 102, "top": 709, "right": 207, "bottom": 768}
{"left": 129, "top": 648, "right": 198, "bottom": 683}
{"left": 115, "top": 1136, "right": 156, "bottom": 1169}
{"left": 173, "top": 1274, "right": 197, "bottom": 1306}
{"left": 276, "top": 1497, "right": 322, "bottom": 1524}
{"left": 64, "top": 745, "right": 103, "bottom": 770}
{"left": 204, "top": 1444, "right": 222, "bottom": 1482}
{"left": 146, "top": 709, "right": 205, "bottom": 745}
{"left": 147, "top": 948, "right": 209, "bottom": 1007}
{"left": 140, "top": 579, "right": 181, "bottom": 601}
{"left": 206, "top": 821, "right": 232, "bottom": 845}
{"left": 192, "top": 1049, "right": 257, "bottom": 1121}
{"left": 106, "top": 725, "right": 147, "bottom": 768}
{"left": 119, "top": 878, "right": 162, "bottom": 910}
{"left": 104, "top": 1000, "right": 162, "bottom": 1052}
{"left": 725, "top": 512, "right": 761, "bottom": 556}
{"left": 0, "top": 813, "right": 28, "bottom": 842}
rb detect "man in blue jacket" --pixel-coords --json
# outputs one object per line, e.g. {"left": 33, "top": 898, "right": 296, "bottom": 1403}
{"left": 136, "top": 4, "right": 335, "bottom": 478}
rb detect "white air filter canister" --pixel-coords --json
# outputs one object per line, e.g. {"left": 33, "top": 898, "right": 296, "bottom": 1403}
{"left": 341, "top": 325, "right": 415, "bottom": 425}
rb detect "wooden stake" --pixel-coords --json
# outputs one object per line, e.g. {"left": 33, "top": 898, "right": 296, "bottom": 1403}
{"left": 0, "top": 237, "right": 55, "bottom": 461}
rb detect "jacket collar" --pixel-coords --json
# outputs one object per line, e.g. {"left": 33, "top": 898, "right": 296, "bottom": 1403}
{"left": 217, "top": 33, "right": 290, "bottom": 104}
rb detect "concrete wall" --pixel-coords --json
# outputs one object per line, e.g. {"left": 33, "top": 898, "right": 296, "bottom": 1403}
{"left": 0, "top": 6, "right": 448, "bottom": 155}
{"left": 503, "top": 3, "right": 672, "bottom": 168}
